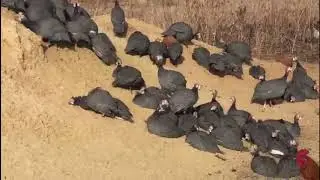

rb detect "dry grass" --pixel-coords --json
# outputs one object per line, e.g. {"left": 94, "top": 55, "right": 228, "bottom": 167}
{"left": 78, "top": 0, "right": 319, "bottom": 62}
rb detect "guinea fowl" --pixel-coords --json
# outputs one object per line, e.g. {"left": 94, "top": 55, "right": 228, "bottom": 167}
{"left": 167, "top": 42, "right": 183, "bottom": 66}
{"left": 68, "top": 87, "right": 133, "bottom": 122}
{"left": 19, "top": 15, "right": 73, "bottom": 50}
{"left": 227, "top": 96, "right": 253, "bottom": 128}
{"left": 185, "top": 131, "right": 223, "bottom": 154}
{"left": 194, "top": 90, "right": 224, "bottom": 117}
{"left": 249, "top": 65, "right": 266, "bottom": 80}
{"left": 224, "top": 41, "right": 252, "bottom": 65}
{"left": 251, "top": 67, "right": 291, "bottom": 110}
{"left": 250, "top": 145, "right": 278, "bottom": 178}
{"left": 291, "top": 61, "right": 319, "bottom": 99}
{"left": 90, "top": 33, "right": 118, "bottom": 65}
{"left": 112, "top": 62, "right": 146, "bottom": 91}
{"left": 168, "top": 84, "right": 200, "bottom": 113}
{"left": 157, "top": 65, "right": 187, "bottom": 94}
{"left": 244, "top": 120, "right": 295, "bottom": 157}
{"left": 125, "top": 31, "right": 150, "bottom": 56}
{"left": 208, "top": 53, "right": 226, "bottom": 76}
{"left": 212, "top": 126, "right": 244, "bottom": 151}
{"left": 148, "top": 40, "right": 168, "bottom": 66}
{"left": 192, "top": 47, "right": 211, "bottom": 69}
{"left": 111, "top": 0, "right": 128, "bottom": 37}
{"left": 208, "top": 52, "right": 243, "bottom": 79}
{"left": 161, "top": 22, "right": 200, "bottom": 46}
{"left": 146, "top": 100, "right": 185, "bottom": 138}
{"left": 133, "top": 86, "right": 168, "bottom": 109}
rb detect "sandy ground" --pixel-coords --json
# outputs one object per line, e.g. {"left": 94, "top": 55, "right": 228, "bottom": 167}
{"left": 1, "top": 8, "right": 319, "bottom": 180}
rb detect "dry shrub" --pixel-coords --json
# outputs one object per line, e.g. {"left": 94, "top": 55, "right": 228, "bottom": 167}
{"left": 78, "top": 0, "right": 319, "bottom": 62}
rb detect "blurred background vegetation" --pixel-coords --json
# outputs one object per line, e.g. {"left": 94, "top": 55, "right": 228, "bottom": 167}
{"left": 78, "top": 0, "right": 319, "bottom": 62}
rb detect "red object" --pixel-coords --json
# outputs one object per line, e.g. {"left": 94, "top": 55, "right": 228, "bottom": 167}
{"left": 296, "top": 149, "right": 320, "bottom": 180}
{"left": 275, "top": 55, "right": 296, "bottom": 68}
{"left": 162, "top": 36, "right": 178, "bottom": 48}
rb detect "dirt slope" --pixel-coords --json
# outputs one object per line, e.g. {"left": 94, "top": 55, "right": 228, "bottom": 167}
{"left": 1, "top": 8, "right": 319, "bottom": 180}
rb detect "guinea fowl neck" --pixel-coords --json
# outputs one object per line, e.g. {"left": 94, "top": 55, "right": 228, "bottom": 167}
{"left": 210, "top": 90, "right": 217, "bottom": 103}
{"left": 230, "top": 98, "right": 236, "bottom": 111}
{"left": 192, "top": 86, "right": 199, "bottom": 95}
{"left": 282, "top": 69, "right": 290, "bottom": 80}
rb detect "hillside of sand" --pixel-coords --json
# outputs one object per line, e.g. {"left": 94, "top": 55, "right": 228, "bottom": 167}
{"left": 1, "top": 7, "right": 319, "bottom": 180}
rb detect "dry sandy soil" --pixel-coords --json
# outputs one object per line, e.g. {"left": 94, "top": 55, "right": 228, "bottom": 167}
{"left": 1, "top": 7, "right": 319, "bottom": 180}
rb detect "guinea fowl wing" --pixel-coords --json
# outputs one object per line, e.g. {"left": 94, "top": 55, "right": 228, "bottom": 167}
{"left": 86, "top": 88, "right": 117, "bottom": 114}
{"left": 158, "top": 67, "right": 186, "bottom": 91}
{"left": 115, "top": 66, "right": 141, "bottom": 84}
{"left": 169, "top": 90, "right": 196, "bottom": 113}
{"left": 252, "top": 79, "right": 288, "bottom": 101}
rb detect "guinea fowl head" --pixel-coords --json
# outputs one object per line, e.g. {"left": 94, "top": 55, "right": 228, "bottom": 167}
{"left": 136, "top": 86, "right": 146, "bottom": 95}
{"left": 296, "top": 149, "right": 310, "bottom": 169}
{"left": 157, "top": 99, "right": 170, "bottom": 112}
{"left": 193, "top": 32, "right": 201, "bottom": 40}
{"left": 193, "top": 83, "right": 201, "bottom": 91}
{"left": 115, "top": 57, "right": 122, "bottom": 67}
{"left": 210, "top": 89, "right": 218, "bottom": 102}
{"left": 68, "top": 96, "right": 84, "bottom": 106}
{"left": 294, "top": 113, "right": 302, "bottom": 124}
{"left": 114, "top": 0, "right": 119, "bottom": 7}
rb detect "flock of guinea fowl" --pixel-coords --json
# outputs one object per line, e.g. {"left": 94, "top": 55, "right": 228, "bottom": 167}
{"left": 2, "top": 0, "right": 320, "bottom": 178}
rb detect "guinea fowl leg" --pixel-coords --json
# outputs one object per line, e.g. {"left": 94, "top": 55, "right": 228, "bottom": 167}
{"left": 261, "top": 101, "right": 267, "bottom": 112}
{"left": 41, "top": 41, "right": 54, "bottom": 53}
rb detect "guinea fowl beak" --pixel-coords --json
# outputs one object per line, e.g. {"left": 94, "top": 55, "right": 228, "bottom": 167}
{"left": 258, "top": 75, "right": 265, "bottom": 80}
{"left": 68, "top": 97, "right": 75, "bottom": 105}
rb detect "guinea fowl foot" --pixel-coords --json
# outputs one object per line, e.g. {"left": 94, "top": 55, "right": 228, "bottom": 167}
{"left": 15, "top": 12, "right": 24, "bottom": 22}
{"left": 41, "top": 41, "right": 52, "bottom": 52}
{"left": 260, "top": 102, "right": 267, "bottom": 112}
